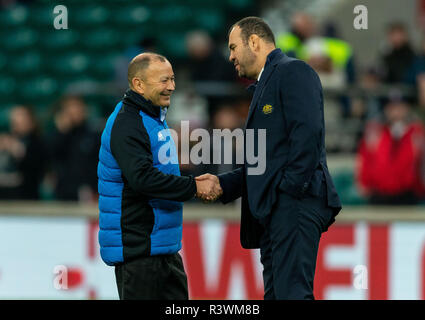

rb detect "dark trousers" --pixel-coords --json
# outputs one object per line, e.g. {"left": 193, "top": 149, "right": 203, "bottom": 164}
{"left": 259, "top": 188, "right": 334, "bottom": 300}
{"left": 115, "top": 253, "right": 188, "bottom": 300}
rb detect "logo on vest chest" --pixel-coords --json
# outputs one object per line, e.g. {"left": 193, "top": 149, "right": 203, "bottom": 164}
{"left": 158, "top": 131, "right": 166, "bottom": 141}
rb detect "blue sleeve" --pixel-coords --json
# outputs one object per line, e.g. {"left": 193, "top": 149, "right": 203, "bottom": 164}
{"left": 110, "top": 112, "right": 196, "bottom": 201}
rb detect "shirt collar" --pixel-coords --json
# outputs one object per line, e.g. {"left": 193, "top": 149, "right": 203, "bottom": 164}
{"left": 160, "top": 107, "right": 167, "bottom": 122}
{"left": 257, "top": 67, "right": 264, "bottom": 81}
{"left": 257, "top": 48, "right": 281, "bottom": 81}
{"left": 247, "top": 48, "right": 282, "bottom": 92}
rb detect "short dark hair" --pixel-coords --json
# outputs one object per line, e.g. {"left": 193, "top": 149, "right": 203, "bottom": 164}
{"left": 127, "top": 52, "right": 167, "bottom": 87}
{"left": 229, "top": 16, "right": 275, "bottom": 45}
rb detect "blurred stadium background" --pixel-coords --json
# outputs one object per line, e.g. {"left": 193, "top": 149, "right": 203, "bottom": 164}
{"left": 1, "top": 0, "right": 425, "bottom": 299}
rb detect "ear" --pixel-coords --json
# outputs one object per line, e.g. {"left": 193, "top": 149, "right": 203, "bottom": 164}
{"left": 131, "top": 77, "right": 145, "bottom": 94}
{"left": 248, "top": 34, "right": 260, "bottom": 52}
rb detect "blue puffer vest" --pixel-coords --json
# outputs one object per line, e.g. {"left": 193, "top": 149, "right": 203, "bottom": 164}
{"left": 97, "top": 99, "right": 183, "bottom": 266}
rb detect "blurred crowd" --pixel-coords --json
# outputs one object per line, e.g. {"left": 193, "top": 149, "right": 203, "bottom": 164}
{"left": 2, "top": 11, "right": 425, "bottom": 205}
{"left": 0, "top": 97, "right": 99, "bottom": 202}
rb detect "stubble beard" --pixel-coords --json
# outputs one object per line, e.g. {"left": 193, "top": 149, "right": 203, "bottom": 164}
{"left": 238, "top": 46, "right": 257, "bottom": 80}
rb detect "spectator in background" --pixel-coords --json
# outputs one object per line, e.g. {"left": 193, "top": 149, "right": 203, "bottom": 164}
{"left": 342, "top": 67, "right": 383, "bottom": 152}
{"left": 277, "top": 14, "right": 355, "bottom": 84}
{"left": 47, "top": 96, "right": 99, "bottom": 202}
{"left": 303, "top": 34, "right": 354, "bottom": 118}
{"left": 405, "top": 38, "right": 425, "bottom": 86}
{"left": 381, "top": 22, "right": 416, "bottom": 84}
{"left": 186, "top": 30, "right": 235, "bottom": 82}
{"left": 405, "top": 37, "right": 425, "bottom": 110}
{"left": 206, "top": 104, "right": 244, "bottom": 176}
{"left": 277, "top": 14, "right": 355, "bottom": 117}
{"left": 0, "top": 105, "right": 46, "bottom": 200}
{"left": 185, "top": 30, "right": 237, "bottom": 117}
{"left": 357, "top": 67, "right": 383, "bottom": 119}
{"left": 276, "top": 12, "right": 315, "bottom": 59}
{"left": 304, "top": 38, "right": 346, "bottom": 90}
{"left": 321, "top": 21, "right": 356, "bottom": 84}
{"left": 356, "top": 90, "right": 425, "bottom": 204}
{"left": 349, "top": 66, "right": 386, "bottom": 122}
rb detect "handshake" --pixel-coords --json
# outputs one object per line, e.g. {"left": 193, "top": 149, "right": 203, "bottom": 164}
{"left": 195, "top": 174, "right": 223, "bottom": 202}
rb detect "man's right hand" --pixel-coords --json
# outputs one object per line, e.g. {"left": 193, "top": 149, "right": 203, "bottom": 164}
{"left": 195, "top": 174, "right": 223, "bottom": 202}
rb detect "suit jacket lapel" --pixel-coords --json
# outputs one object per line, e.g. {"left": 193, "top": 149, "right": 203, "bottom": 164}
{"left": 245, "top": 63, "right": 278, "bottom": 127}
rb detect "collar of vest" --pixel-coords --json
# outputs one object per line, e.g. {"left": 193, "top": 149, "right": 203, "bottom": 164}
{"left": 123, "top": 89, "right": 167, "bottom": 120}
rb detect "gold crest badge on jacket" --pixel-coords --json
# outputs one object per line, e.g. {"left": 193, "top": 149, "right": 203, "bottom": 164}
{"left": 262, "top": 104, "right": 273, "bottom": 114}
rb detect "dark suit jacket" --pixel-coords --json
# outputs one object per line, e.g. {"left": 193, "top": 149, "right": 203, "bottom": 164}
{"left": 218, "top": 49, "right": 342, "bottom": 249}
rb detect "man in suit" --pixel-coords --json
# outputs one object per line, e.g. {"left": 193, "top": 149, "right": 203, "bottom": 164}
{"left": 196, "top": 17, "right": 342, "bottom": 299}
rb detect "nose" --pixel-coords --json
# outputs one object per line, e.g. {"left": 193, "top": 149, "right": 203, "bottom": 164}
{"left": 229, "top": 52, "right": 234, "bottom": 63}
{"left": 167, "top": 79, "right": 175, "bottom": 91}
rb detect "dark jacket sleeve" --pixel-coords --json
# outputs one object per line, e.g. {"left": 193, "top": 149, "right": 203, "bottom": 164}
{"left": 110, "top": 113, "right": 196, "bottom": 201}
{"left": 279, "top": 60, "right": 323, "bottom": 198}
{"left": 217, "top": 166, "right": 244, "bottom": 204}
